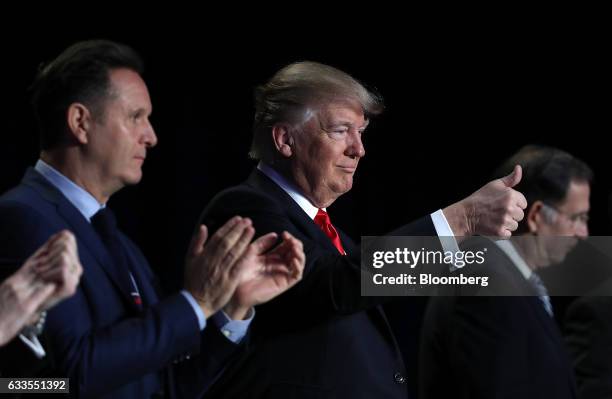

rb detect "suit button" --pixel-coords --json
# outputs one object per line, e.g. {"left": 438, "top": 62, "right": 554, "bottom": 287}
{"left": 394, "top": 372, "right": 406, "bottom": 384}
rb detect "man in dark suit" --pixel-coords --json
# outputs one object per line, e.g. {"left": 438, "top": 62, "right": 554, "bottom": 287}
{"left": 420, "top": 145, "right": 591, "bottom": 398}
{"left": 0, "top": 40, "right": 305, "bottom": 398}
{"left": 564, "top": 281, "right": 612, "bottom": 399}
{"left": 197, "top": 61, "right": 527, "bottom": 398}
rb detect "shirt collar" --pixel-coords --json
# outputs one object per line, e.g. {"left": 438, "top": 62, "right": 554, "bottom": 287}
{"left": 35, "top": 159, "right": 104, "bottom": 222}
{"left": 494, "top": 239, "right": 533, "bottom": 281}
{"left": 257, "top": 162, "right": 322, "bottom": 220}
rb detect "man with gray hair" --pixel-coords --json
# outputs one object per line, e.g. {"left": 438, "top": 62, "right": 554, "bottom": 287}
{"left": 198, "top": 61, "right": 527, "bottom": 398}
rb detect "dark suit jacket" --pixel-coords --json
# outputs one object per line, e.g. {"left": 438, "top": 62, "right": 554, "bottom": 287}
{"left": 0, "top": 169, "right": 241, "bottom": 399}
{"left": 197, "top": 169, "right": 438, "bottom": 399}
{"left": 564, "top": 280, "right": 612, "bottom": 399}
{"left": 419, "top": 237, "right": 577, "bottom": 399}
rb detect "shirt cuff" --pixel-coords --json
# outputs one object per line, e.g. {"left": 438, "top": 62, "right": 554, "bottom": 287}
{"left": 430, "top": 209, "right": 461, "bottom": 271}
{"left": 18, "top": 333, "right": 46, "bottom": 359}
{"left": 180, "top": 290, "right": 207, "bottom": 331}
{"left": 210, "top": 308, "right": 255, "bottom": 344}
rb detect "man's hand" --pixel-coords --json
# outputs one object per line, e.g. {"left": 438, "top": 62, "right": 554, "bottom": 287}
{"left": 224, "top": 231, "right": 305, "bottom": 320}
{"left": 184, "top": 217, "right": 256, "bottom": 318}
{"left": 0, "top": 230, "right": 82, "bottom": 346}
{"left": 35, "top": 230, "right": 83, "bottom": 310}
{"left": 444, "top": 165, "right": 527, "bottom": 238}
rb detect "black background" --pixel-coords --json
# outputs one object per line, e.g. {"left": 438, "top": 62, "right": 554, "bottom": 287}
{"left": 1, "top": 26, "right": 608, "bottom": 287}
{"left": 0, "top": 19, "right": 608, "bottom": 396}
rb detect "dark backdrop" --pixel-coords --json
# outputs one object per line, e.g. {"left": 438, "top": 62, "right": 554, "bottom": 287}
{"left": 1, "top": 27, "right": 608, "bottom": 396}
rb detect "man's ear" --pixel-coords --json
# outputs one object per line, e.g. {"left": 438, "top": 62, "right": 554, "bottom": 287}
{"left": 527, "top": 200, "right": 544, "bottom": 234}
{"left": 66, "top": 103, "right": 93, "bottom": 145}
{"left": 272, "top": 124, "right": 294, "bottom": 158}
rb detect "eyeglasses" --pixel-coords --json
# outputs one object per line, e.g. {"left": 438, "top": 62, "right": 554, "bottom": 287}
{"left": 541, "top": 202, "right": 590, "bottom": 227}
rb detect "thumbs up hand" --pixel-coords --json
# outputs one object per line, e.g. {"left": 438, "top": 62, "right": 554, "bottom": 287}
{"left": 443, "top": 165, "right": 527, "bottom": 238}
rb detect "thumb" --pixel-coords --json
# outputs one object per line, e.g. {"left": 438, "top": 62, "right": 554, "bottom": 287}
{"left": 500, "top": 164, "right": 522, "bottom": 188}
{"left": 187, "top": 225, "right": 208, "bottom": 257}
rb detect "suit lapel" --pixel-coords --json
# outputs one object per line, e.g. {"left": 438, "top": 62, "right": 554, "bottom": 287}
{"left": 247, "top": 170, "right": 344, "bottom": 255}
{"left": 22, "top": 169, "right": 140, "bottom": 311}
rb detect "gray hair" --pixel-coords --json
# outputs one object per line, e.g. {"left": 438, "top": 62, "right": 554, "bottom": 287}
{"left": 249, "top": 61, "right": 384, "bottom": 163}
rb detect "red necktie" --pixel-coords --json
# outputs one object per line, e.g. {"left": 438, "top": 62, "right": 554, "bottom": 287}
{"left": 314, "top": 209, "right": 346, "bottom": 255}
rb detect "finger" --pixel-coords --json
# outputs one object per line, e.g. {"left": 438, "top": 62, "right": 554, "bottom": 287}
{"left": 41, "top": 237, "right": 74, "bottom": 265}
{"left": 40, "top": 231, "right": 65, "bottom": 252}
{"left": 261, "top": 263, "right": 293, "bottom": 274}
{"left": 38, "top": 265, "right": 69, "bottom": 284}
{"left": 38, "top": 253, "right": 77, "bottom": 283}
{"left": 281, "top": 232, "right": 303, "bottom": 250}
{"left": 505, "top": 218, "right": 519, "bottom": 232}
{"left": 206, "top": 216, "right": 246, "bottom": 257}
{"left": 515, "top": 192, "right": 528, "bottom": 210}
{"left": 207, "top": 219, "right": 252, "bottom": 267}
{"left": 289, "top": 240, "right": 306, "bottom": 276}
{"left": 39, "top": 246, "right": 74, "bottom": 273}
{"left": 25, "top": 233, "right": 65, "bottom": 270}
{"left": 291, "top": 256, "right": 304, "bottom": 280}
{"left": 45, "top": 231, "right": 72, "bottom": 253}
{"left": 510, "top": 207, "right": 525, "bottom": 223}
{"left": 223, "top": 225, "right": 256, "bottom": 274}
{"left": 41, "top": 230, "right": 78, "bottom": 259}
{"left": 284, "top": 235, "right": 305, "bottom": 263}
{"left": 30, "top": 234, "right": 61, "bottom": 260}
{"left": 52, "top": 231, "right": 78, "bottom": 259}
{"left": 210, "top": 216, "right": 243, "bottom": 242}
{"left": 187, "top": 224, "right": 209, "bottom": 257}
{"left": 251, "top": 232, "right": 279, "bottom": 255}
{"left": 292, "top": 240, "right": 306, "bottom": 269}
{"left": 500, "top": 165, "right": 522, "bottom": 188}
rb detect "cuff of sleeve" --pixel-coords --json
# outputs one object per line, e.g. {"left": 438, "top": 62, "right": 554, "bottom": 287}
{"left": 210, "top": 308, "right": 255, "bottom": 344}
{"left": 180, "top": 290, "right": 207, "bottom": 331}
{"left": 431, "top": 209, "right": 461, "bottom": 271}
{"left": 18, "top": 333, "right": 46, "bottom": 359}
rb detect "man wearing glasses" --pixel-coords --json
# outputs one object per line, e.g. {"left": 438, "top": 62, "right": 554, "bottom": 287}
{"left": 420, "top": 145, "right": 591, "bottom": 399}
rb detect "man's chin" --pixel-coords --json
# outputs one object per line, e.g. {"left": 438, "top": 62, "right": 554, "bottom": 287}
{"left": 124, "top": 171, "right": 143, "bottom": 185}
{"left": 334, "top": 179, "right": 353, "bottom": 195}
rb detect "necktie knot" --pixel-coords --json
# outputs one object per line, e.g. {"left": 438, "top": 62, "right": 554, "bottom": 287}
{"left": 91, "top": 208, "right": 117, "bottom": 240}
{"left": 313, "top": 209, "right": 345, "bottom": 255}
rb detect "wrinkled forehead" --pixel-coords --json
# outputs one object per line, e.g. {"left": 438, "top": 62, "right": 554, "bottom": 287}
{"left": 313, "top": 101, "right": 368, "bottom": 127}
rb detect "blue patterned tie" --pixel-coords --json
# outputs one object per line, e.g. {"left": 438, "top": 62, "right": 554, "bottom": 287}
{"left": 528, "top": 272, "right": 553, "bottom": 317}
